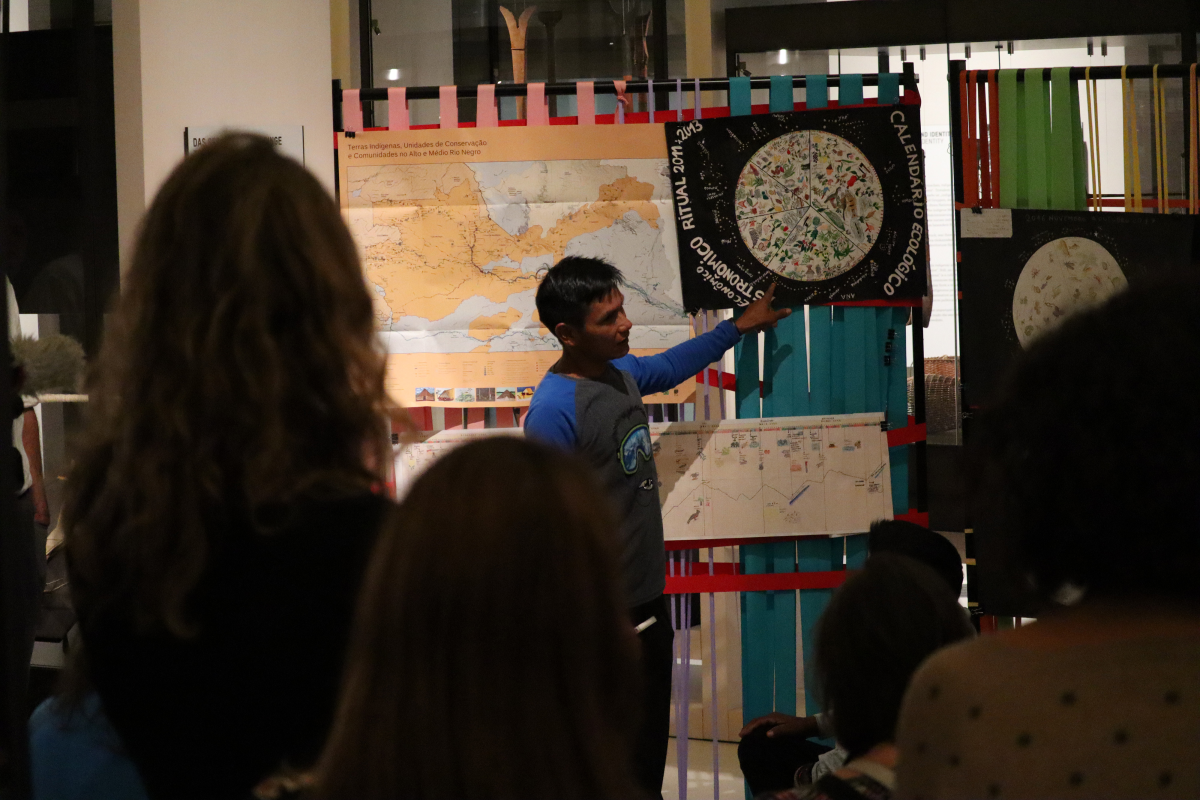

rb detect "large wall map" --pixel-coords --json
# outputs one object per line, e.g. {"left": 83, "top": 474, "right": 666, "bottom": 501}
{"left": 339, "top": 125, "right": 692, "bottom": 407}
{"left": 667, "top": 103, "right": 928, "bottom": 309}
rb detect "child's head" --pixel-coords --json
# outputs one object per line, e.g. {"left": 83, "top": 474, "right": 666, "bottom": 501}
{"left": 817, "top": 553, "right": 974, "bottom": 760}
{"left": 869, "top": 519, "right": 964, "bottom": 598}
{"left": 316, "top": 437, "right": 639, "bottom": 800}
{"left": 535, "top": 256, "right": 632, "bottom": 361}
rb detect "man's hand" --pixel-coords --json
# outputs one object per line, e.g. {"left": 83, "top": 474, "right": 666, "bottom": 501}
{"left": 735, "top": 283, "right": 792, "bottom": 335}
{"left": 738, "top": 712, "right": 820, "bottom": 739}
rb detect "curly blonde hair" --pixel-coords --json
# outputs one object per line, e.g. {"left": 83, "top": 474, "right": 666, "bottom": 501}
{"left": 65, "top": 134, "right": 392, "bottom": 637}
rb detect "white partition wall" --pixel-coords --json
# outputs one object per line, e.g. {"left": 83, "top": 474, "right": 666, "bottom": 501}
{"left": 112, "top": 0, "right": 335, "bottom": 272}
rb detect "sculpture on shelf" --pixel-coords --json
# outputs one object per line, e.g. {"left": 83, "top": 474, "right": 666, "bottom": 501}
{"left": 499, "top": 4, "right": 537, "bottom": 119}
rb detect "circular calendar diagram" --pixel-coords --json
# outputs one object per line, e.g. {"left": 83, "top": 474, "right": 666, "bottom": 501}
{"left": 734, "top": 131, "right": 884, "bottom": 282}
{"left": 1012, "top": 237, "right": 1126, "bottom": 348}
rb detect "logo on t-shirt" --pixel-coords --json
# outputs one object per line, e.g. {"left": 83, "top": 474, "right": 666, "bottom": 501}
{"left": 618, "top": 424, "right": 653, "bottom": 475}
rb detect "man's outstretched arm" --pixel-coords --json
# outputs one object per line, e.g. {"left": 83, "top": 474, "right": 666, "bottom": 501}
{"left": 614, "top": 284, "right": 791, "bottom": 397}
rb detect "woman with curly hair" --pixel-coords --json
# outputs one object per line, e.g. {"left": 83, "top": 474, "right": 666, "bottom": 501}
{"left": 895, "top": 279, "right": 1200, "bottom": 800}
{"left": 57, "top": 134, "right": 397, "bottom": 799}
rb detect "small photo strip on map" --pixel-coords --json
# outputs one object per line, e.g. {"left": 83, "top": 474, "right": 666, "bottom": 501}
{"left": 417, "top": 386, "right": 534, "bottom": 404}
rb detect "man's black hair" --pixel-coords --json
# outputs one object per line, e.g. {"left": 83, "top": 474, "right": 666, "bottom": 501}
{"left": 869, "top": 519, "right": 963, "bottom": 598}
{"left": 535, "top": 256, "right": 624, "bottom": 339}
{"left": 816, "top": 554, "right": 974, "bottom": 761}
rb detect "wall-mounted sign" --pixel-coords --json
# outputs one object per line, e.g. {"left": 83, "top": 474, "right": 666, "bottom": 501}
{"left": 184, "top": 125, "right": 305, "bottom": 164}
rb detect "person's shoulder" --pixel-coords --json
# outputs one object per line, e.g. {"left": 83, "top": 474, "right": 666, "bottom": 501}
{"left": 526, "top": 373, "right": 577, "bottom": 422}
{"left": 905, "top": 635, "right": 989, "bottom": 698}
{"left": 529, "top": 370, "right": 575, "bottom": 403}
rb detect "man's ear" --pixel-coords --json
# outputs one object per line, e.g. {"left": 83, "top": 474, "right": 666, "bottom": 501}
{"left": 554, "top": 321, "right": 578, "bottom": 348}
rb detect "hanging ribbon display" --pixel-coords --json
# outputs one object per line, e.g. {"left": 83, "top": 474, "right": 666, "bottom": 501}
{"left": 806, "top": 73, "right": 828, "bottom": 109}
{"left": 1191, "top": 64, "right": 1198, "bottom": 214}
{"left": 342, "top": 89, "right": 363, "bottom": 132}
{"left": 878, "top": 72, "right": 900, "bottom": 104}
{"left": 387, "top": 87, "right": 409, "bottom": 131}
{"left": 959, "top": 71, "right": 977, "bottom": 207}
{"left": 1153, "top": 65, "right": 1167, "bottom": 213}
{"left": 1085, "top": 67, "right": 1100, "bottom": 211}
{"left": 527, "top": 82, "right": 549, "bottom": 126}
{"left": 1122, "top": 66, "right": 1143, "bottom": 212}
{"left": 978, "top": 72, "right": 992, "bottom": 207}
{"left": 438, "top": 85, "right": 458, "bottom": 129}
{"left": 840, "top": 73, "right": 864, "bottom": 106}
{"left": 1048, "top": 67, "right": 1084, "bottom": 211}
{"left": 1118, "top": 67, "right": 1137, "bottom": 212}
{"left": 997, "top": 69, "right": 1022, "bottom": 208}
{"left": 476, "top": 84, "right": 498, "bottom": 128}
{"left": 576, "top": 81, "right": 595, "bottom": 125}
{"left": 987, "top": 71, "right": 1001, "bottom": 208}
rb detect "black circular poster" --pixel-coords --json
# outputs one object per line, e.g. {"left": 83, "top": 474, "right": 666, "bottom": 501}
{"left": 666, "top": 103, "right": 928, "bottom": 310}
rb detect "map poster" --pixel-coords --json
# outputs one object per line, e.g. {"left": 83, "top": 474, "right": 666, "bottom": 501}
{"left": 393, "top": 413, "right": 891, "bottom": 540}
{"left": 338, "top": 125, "right": 693, "bottom": 407}
{"left": 958, "top": 209, "right": 1196, "bottom": 408}
{"left": 653, "top": 413, "right": 892, "bottom": 540}
{"left": 665, "top": 104, "right": 928, "bottom": 310}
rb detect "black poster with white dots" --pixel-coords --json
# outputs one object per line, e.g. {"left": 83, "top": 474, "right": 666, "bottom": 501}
{"left": 665, "top": 103, "right": 928, "bottom": 310}
{"left": 958, "top": 208, "right": 1197, "bottom": 410}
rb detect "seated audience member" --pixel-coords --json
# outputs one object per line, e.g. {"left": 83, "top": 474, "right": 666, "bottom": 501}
{"left": 739, "top": 520, "right": 965, "bottom": 794}
{"left": 760, "top": 554, "right": 974, "bottom": 800}
{"left": 895, "top": 280, "right": 1200, "bottom": 800}
{"left": 314, "top": 437, "right": 641, "bottom": 800}
{"left": 52, "top": 134, "right": 397, "bottom": 799}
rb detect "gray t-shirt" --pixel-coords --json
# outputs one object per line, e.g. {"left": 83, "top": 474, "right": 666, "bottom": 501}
{"left": 524, "top": 321, "right": 741, "bottom": 607}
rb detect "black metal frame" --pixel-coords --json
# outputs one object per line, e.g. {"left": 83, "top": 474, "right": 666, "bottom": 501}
{"left": 333, "top": 71, "right": 920, "bottom": 124}
{"left": 358, "top": 0, "right": 374, "bottom": 127}
{"left": 726, "top": 0, "right": 1199, "bottom": 69}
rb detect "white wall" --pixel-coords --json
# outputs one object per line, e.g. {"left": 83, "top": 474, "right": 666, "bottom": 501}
{"left": 113, "top": 0, "right": 335, "bottom": 270}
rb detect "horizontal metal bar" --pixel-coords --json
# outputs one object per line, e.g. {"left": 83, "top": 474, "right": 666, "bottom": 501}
{"left": 1008, "top": 64, "right": 1199, "bottom": 81}
{"left": 352, "top": 73, "right": 918, "bottom": 103}
{"left": 726, "top": 0, "right": 1195, "bottom": 54}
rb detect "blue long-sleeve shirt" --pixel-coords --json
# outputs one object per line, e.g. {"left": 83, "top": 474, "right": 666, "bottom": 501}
{"left": 524, "top": 320, "right": 741, "bottom": 606}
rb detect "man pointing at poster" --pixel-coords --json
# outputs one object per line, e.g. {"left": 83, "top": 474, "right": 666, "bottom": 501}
{"left": 524, "top": 255, "right": 788, "bottom": 797}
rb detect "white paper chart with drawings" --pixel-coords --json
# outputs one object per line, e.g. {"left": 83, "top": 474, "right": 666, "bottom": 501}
{"left": 652, "top": 413, "right": 892, "bottom": 541}
{"left": 393, "top": 428, "right": 523, "bottom": 499}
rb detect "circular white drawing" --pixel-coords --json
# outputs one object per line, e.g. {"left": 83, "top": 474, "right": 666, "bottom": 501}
{"left": 734, "top": 131, "right": 884, "bottom": 281}
{"left": 1012, "top": 237, "right": 1127, "bottom": 348}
